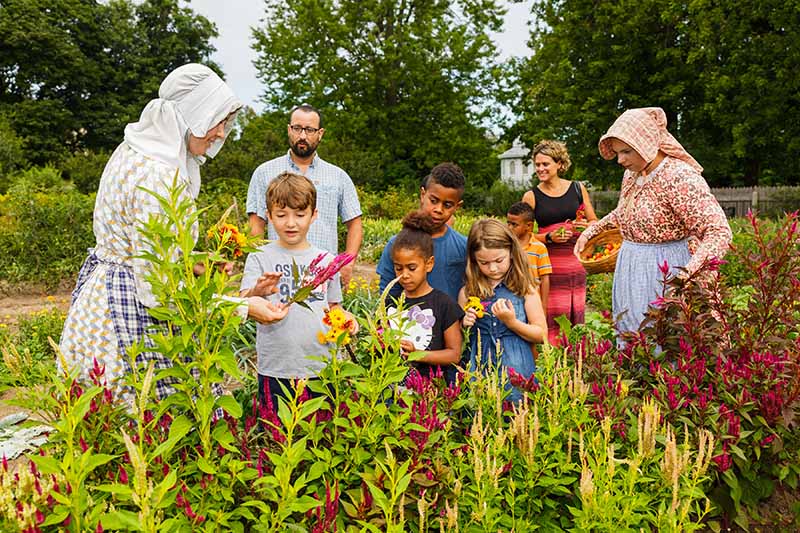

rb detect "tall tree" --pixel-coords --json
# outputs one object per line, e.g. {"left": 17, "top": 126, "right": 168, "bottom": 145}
{"left": 512, "top": 0, "right": 800, "bottom": 188}
{"left": 251, "top": 0, "right": 505, "bottom": 189}
{"left": 682, "top": 0, "right": 800, "bottom": 186}
{"left": 0, "top": 0, "right": 219, "bottom": 164}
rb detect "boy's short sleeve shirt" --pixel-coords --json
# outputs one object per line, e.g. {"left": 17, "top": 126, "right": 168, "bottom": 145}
{"left": 377, "top": 226, "right": 467, "bottom": 302}
{"left": 241, "top": 243, "right": 343, "bottom": 378}
{"left": 525, "top": 237, "right": 552, "bottom": 280}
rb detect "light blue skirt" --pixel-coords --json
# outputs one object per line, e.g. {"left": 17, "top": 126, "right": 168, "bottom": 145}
{"left": 612, "top": 239, "right": 691, "bottom": 335}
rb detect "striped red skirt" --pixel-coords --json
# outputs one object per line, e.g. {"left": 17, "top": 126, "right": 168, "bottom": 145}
{"left": 540, "top": 222, "right": 586, "bottom": 345}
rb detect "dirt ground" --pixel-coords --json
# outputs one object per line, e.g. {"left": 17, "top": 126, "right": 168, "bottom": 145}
{"left": 0, "top": 290, "right": 73, "bottom": 327}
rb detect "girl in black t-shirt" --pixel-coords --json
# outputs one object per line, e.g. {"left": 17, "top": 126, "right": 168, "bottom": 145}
{"left": 388, "top": 211, "right": 465, "bottom": 384}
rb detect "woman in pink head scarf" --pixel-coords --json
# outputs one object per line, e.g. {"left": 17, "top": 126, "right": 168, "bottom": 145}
{"left": 575, "top": 107, "right": 732, "bottom": 337}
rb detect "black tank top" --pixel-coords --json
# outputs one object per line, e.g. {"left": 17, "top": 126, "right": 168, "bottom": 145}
{"left": 532, "top": 182, "right": 582, "bottom": 227}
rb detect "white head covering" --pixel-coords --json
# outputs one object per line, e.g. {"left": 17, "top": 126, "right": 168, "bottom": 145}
{"left": 124, "top": 63, "right": 242, "bottom": 198}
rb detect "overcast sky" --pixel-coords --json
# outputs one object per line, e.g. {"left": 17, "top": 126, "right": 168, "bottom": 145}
{"left": 187, "top": 0, "right": 534, "bottom": 112}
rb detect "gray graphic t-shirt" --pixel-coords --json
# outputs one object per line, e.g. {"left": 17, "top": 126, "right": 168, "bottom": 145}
{"left": 241, "top": 243, "right": 343, "bottom": 378}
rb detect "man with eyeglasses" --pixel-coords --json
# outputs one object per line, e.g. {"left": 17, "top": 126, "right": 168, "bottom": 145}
{"left": 246, "top": 103, "right": 363, "bottom": 285}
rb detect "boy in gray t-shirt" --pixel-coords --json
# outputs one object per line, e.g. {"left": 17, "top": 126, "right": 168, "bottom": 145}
{"left": 240, "top": 172, "right": 356, "bottom": 411}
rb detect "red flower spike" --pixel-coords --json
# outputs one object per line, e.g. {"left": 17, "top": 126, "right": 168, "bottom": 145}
{"left": 118, "top": 465, "right": 129, "bottom": 484}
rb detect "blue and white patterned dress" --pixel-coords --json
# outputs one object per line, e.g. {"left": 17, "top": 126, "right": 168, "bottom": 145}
{"left": 59, "top": 143, "right": 197, "bottom": 400}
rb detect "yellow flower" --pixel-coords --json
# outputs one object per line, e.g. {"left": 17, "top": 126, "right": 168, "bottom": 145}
{"left": 327, "top": 307, "right": 349, "bottom": 329}
{"left": 464, "top": 296, "right": 485, "bottom": 318}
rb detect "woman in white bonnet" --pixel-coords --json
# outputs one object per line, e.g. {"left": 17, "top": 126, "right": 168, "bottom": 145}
{"left": 59, "top": 64, "right": 288, "bottom": 399}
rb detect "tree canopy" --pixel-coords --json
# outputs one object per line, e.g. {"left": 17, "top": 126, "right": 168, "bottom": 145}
{"left": 0, "top": 0, "right": 219, "bottom": 165}
{"left": 251, "top": 0, "right": 506, "bottom": 190}
{"left": 511, "top": 0, "right": 800, "bottom": 188}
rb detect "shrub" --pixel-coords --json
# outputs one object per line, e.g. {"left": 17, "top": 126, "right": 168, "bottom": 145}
{"left": 0, "top": 307, "right": 64, "bottom": 387}
{"left": 573, "top": 211, "right": 800, "bottom": 529}
{"left": 586, "top": 272, "right": 613, "bottom": 312}
{"left": 0, "top": 167, "right": 94, "bottom": 286}
{"left": 357, "top": 186, "right": 419, "bottom": 220}
{"left": 61, "top": 150, "right": 111, "bottom": 194}
{"left": 462, "top": 180, "right": 528, "bottom": 217}
{"left": 0, "top": 112, "right": 26, "bottom": 182}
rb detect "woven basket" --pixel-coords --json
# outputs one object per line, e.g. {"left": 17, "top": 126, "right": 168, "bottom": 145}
{"left": 579, "top": 228, "right": 622, "bottom": 274}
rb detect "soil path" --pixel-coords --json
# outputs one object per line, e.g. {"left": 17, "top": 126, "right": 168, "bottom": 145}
{"left": 0, "top": 290, "right": 73, "bottom": 327}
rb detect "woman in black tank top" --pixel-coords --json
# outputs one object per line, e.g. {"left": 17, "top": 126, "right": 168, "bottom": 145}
{"left": 521, "top": 140, "right": 598, "bottom": 345}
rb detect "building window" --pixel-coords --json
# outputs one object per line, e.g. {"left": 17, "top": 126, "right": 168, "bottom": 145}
{"left": 510, "top": 160, "right": 516, "bottom": 176}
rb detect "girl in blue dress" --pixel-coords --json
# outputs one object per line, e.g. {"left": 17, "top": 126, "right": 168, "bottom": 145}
{"left": 459, "top": 219, "right": 547, "bottom": 401}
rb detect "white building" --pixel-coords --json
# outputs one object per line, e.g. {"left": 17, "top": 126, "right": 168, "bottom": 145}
{"left": 498, "top": 138, "right": 534, "bottom": 189}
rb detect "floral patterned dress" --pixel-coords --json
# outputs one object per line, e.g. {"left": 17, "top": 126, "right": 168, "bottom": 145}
{"left": 58, "top": 143, "right": 197, "bottom": 399}
{"left": 581, "top": 157, "right": 732, "bottom": 334}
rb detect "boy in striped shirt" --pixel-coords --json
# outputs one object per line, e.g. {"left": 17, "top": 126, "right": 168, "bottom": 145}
{"left": 507, "top": 202, "right": 552, "bottom": 311}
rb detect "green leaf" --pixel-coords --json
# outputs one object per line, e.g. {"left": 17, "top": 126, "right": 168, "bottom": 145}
{"left": 290, "top": 495, "right": 322, "bottom": 513}
{"left": 153, "top": 469, "right": 178, "bottom": 504}
{"left": 217, "top": 394, "right": 243, "bottom": 418}
{"left": 101, "top": 509, "right": 144, "bottom": 531}
{"left": 150, "top": 414, "right": 193, "bottom": 459}
{"left": 365, "top": 480, "right": 390, "bottom": 512}
{"left": 29, "top": 454, "right": 60, "bottom": 474}
{"left": 80, "top": 452, "right": 116, "bottom": 478}
{"left": 197, "top": 455, "right": 218, "bottom": 475}
{"left": 41, "top": 507, "right": 70, "bottom": 527}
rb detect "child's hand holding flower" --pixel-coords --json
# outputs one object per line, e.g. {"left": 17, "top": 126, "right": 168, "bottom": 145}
{"left": 288, "top": 252, "right": 355, "bottom": 310}
{"left": 463, "top": 296, "right": 489, "bottom": 327}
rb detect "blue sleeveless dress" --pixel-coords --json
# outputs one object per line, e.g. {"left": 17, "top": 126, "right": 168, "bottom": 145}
{"left": 468, "top": 283, "right": 536, "bottom": 402}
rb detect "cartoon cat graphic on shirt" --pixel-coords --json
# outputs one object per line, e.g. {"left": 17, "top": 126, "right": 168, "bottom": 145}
{"left": 387, "top": 304, "right": 435, "bottom": 350}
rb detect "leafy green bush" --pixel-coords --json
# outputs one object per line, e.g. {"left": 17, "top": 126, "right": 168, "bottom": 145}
{"left": 357, "top": 186, "right": 419, "bottom": 220}
{"left": 61, "top": 149, "right": 111, "bottom": 194}
{"left": 0, "top": 307, "right": 64, "bottom": 387}
{"left": 0, "top": 112, "right": 26, "bottom": 182}
{"left": 586, "top": 272, "right": 613, "bottom": 312}
{"left": 720, "top": 216, "right": 781, "bottom": 288}
{"left": 0, "top": 167, "right": 94, "bottom": 286}
{"left": 462, "top": 180, "right": 528, "bottom": 217}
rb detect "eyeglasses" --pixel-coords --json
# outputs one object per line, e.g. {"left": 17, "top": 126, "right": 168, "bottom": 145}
{"left": 289, "top": 124, "right": 321, "bottom": 135}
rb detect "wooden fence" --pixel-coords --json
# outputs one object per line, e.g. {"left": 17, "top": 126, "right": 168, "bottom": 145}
{"left": 588, "top": 186, "right": 800, "bottom": 218}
